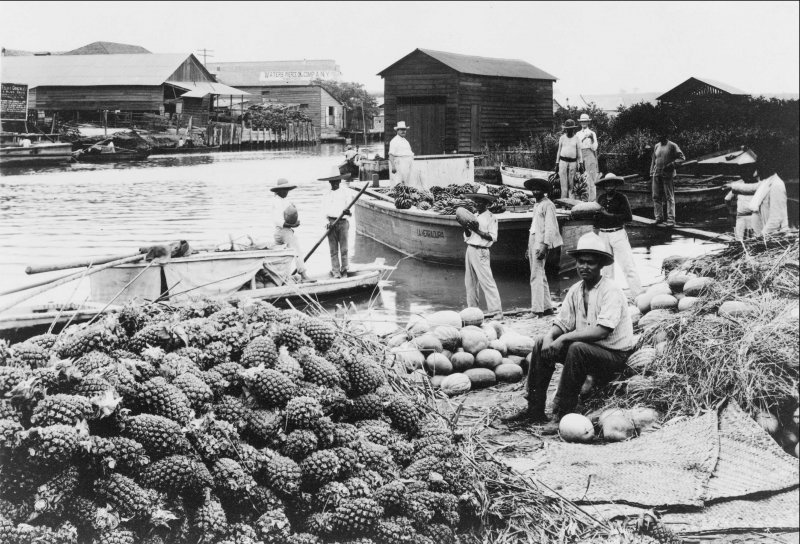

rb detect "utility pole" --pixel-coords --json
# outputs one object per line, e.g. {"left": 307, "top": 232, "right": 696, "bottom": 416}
{"left": 197, "top": 49, "right": 214, "bottom": 66}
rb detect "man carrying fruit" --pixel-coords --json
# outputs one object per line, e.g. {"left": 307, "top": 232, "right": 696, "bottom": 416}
{"left": 462, "top": 190, "right": 503, "bottom": 318}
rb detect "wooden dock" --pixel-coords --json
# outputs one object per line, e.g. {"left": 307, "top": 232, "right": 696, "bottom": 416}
{"left": 631, "top": 215, "right": 734, "bottom": 242}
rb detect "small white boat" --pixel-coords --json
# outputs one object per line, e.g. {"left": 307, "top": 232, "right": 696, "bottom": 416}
{"left": 499, "top": 164, "right": 552, "bottom": 190}
{"left": 0, "top": 133, "right": 73, "bottom": 167}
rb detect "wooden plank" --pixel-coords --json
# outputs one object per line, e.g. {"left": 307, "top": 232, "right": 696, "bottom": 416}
{"left": 630, "top": 215, "right": 734, "bottom": 242}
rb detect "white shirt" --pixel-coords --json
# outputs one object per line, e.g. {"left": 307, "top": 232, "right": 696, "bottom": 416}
{"left": 463, "top": 210, "right": 498, "bottom": 248}
{"left": 270, "top": 196, "right": 296, "bottom": 228}
{"left": 748, "top": 174, "right": 789, "bottom": 233}
{"left": 389, "top": 135, "right": 414, "bottom": 157}
{"left": 322, "top": 187, "right": 352, "bottom": 219}
{"left": 577, "top": 128, "right": 598, "bottom": 152}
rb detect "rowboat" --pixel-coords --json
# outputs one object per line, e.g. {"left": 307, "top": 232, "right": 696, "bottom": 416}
{"left": 72, "top": 148, "right": 151, "bottom": 163}
{"left": 0, "top": 248, "right": 384, "bottom": 341}
{"left": 351, "top": 185, "right": 593, "bottom": 273}
{"left": 149, "top": 145, "right": 221, "bottom": 155}
{"left": 0, "top": 133, "right": 73, "bottom": 167}
{"left": 499, "top": 164, "right": 551, "bottom": 189}
{"left": 616, "top": 173, "right": 737, "bottom": 211}
{"left": 679, "top": 147, "right": 757, "bottom": 176}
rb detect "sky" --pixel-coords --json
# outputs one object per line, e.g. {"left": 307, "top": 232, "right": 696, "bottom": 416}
{"left": 1, "top": 1, "right": 798, "bottom": 97}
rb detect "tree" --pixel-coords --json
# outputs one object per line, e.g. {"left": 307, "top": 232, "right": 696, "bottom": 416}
{"left": 311, "top": 79, "right": 379, "bottom": 120}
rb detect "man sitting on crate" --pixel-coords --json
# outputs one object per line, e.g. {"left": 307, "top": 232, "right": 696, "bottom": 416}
{"left": 503, "top": 232, "right": 635, "bottom": 434}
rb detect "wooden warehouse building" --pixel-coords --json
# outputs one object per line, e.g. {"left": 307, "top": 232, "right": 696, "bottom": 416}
{"left": 378, "top": 48, "right": 556, "bottom": 155}
{"left": 0, "top": 53, "right": 247, "bottom": 122}
{"left": 207, "top": 60, "right": 345, "bottom": 140}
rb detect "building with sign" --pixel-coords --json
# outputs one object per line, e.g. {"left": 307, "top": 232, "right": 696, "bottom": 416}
{"left": 0, "top": 53, "right": 247, "bottom": 124}
{"left": 208, "top": 60, "right": 345, "bottom": 140}
{"left": 379, "top": 48, "right": 556, "bottom": 155}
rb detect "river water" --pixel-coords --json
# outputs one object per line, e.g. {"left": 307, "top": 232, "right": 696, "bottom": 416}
{"left": 0, "top": 144, "right": 728, "bottom": 335}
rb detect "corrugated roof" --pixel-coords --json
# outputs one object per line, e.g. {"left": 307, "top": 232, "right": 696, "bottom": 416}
{"left": 379, "top": 48, "right": 557, "bottom": 80}
{"left": 64, "top": 41, "right": 151, "bottom": 55}
{"left": 171, "top": 81, "right": 250, "bottom": 97}
{"left": 1, "top": 53, "right": 194, "bottom": 87}
{"left": 208, "top": 59, "right": 341, "bottom": 87}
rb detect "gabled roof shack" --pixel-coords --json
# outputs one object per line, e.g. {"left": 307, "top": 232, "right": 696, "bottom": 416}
{"left": 378, "top": 48, "right": 557, "bottom": 81}
{"left": 658, "top": 77, "right": 749, "bottom": 102}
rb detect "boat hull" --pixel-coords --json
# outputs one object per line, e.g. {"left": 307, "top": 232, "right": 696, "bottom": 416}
{"left": 0, "top": 143, "right": 74, "bottom": 166}
{"left": 618, "top": 174, "right": 734, "bottom": 211}
{"left": 235, "top": 269, "right": 381, "bottom": 302}
{"left": 0, "top": 302, "right": 116, "bottom": 342}
{"left": 500, "top": 165, "right": 551, "bottom": 189}
{"left": 150, "top": 146, "right": 221, "bottom": 155}
{"left": 74, "top": 150, "right": 151, "bottom": 163}
{"left": 352, "top": 189, "right": 592, "bottom": 273}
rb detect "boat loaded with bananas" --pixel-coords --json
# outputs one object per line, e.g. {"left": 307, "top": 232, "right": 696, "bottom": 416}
{"left": 0, "top": 240, "right": 388, "bottom": 341}
{"left": 350, "top": 181, "right": 593, "bottom": 273}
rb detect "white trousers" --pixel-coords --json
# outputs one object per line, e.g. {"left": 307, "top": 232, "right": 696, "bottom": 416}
{"left": 528, "top": 234, "right": 554, "bottom": 313}
{"left": 558, "top": 160, "right": 578, "bottom": 199}
{"left": 465, "top": 245, "right": 502, "bottom": 314}
{"left": 598, "top": 229, "right": 642, "bottom": 296}
{"left": 582, "top": 149, "right": 598, "bottom": 201}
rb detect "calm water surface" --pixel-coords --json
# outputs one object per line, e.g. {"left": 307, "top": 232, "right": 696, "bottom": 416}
{"left": 0, "top": 145, "right": 727, "bottom": 335}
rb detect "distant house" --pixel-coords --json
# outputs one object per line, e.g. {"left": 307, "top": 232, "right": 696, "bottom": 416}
{"left": 658, "top": 77, "right": 749, "bottom": 104}
{"left": 1, "top": 53, "right": 247, "bottom": 122}
{"left": 379, "top": 48, "right": 556, "bottom": 155}
{"left": 207, "top": 60, "right": 345, "bottom": 140}
{"left": 372, "top": 103, "right": 385, "bottom": 133}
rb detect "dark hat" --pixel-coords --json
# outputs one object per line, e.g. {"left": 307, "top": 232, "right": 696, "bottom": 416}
{"left": 523, "top": 177, "right": 550, "bottom": 192}
{"left": 463, "top": 192, "right": 498, "bottom": 202}
{"left": 562, "top": 119, "right": 578, "bottom": 130}
{"left": 269, "top": 178, "right": 297, "bottom": 192}
{"left": 318, "top": 166, "right": 352, "bottom": 182}
{"left": 595, "top": 172, "right": 625, "bottom": 187}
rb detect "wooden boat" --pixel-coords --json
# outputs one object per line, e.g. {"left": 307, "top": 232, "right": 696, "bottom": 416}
{"left": 149, "top": 145, "right": 221, "bottom": 155}
{"left": 0, "top": 133, "right": 73, "bottom": 167}
{"left": 679, "top": 147, "right": 757, "bottom": 176}
{"left": 351, "top": 185, "right": 592, "bottom": 273}
{"left": 73, "top": 148, "right": 151, "bottom": 163}
{"left": 616, "top": 173, "right": 737, "bottom": 211}
{"left": 499, "top": 164, "right": 552, "bottom": 189}
{"left": 0, "top": 302, "right": 118, "bottom": 343}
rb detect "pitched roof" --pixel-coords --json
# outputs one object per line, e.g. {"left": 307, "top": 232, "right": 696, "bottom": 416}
{"left": 207, "top": 59, "right": 341, "bottom": 87}
{"left": 658, "top": 77, "right": 749, "bottom": 100}
{"left": 378, "top": 48, "right": 557, "bottom": 80}
{"left": 1, "top": 53, "right": 205, "bottom": 87}
{"left": 64, "top": 41, "right": 151, "bottom": 55}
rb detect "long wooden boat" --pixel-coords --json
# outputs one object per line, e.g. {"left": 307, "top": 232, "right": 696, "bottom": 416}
{"left": 616, "top": 173, "right": 736, "bottom": 211}
{"left": 0, "top": 141, "right": 74, "bottom": 167}
{"left": 73, "top": 148, "right": 151, "bottom": 163}
{"left": 351, "top": 185, "right": 592, "bottom": 273}
{"left": 149, "top": 145, "right": 221, "bottom": 155}
{"left": 499, "top": 164, "right": 552, "bottom": 189}
{"left": 679, "top": 147, "right": 757, "bottom": 176}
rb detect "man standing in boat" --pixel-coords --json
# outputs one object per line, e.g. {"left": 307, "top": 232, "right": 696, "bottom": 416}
{"left": 503, "top": 232, "right": 635, "bottom": 432}
{"left": 389, "top": 121, "right": 420, "bottom": 189}
{"left": 463, "top": 189, "right": 503, "bottom": 318}
{"left": 319, "top": 168, "right": 354, "bottom": 279}
{"left": 650, "top": 128, "right": 685, "bottom": 227}
{"left": 593, "top": 173, "right": 642, "bottom": 297}
{"left": 554, "top": 119, "right": 583, "bottom": 200}
{"left": 577, "top": 114, "right": 599, "bottom": 201}
{"left": 270, "top": 179, "right": 314, "bottom": 283}
{"left": 525, "top": 178, "right": 562, "bottom": 317}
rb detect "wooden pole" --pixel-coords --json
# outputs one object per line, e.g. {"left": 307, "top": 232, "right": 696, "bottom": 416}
{"left": 26, "top": 251, "right": 143, "bottom": 275}
{"left": 0, "top": 254, "right": 146, "bottom": 313}
{"left": 300, "top": 182, "right": 370, "bottom": 265}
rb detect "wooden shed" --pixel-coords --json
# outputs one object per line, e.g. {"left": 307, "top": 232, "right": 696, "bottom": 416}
{"left": 657, "top": 77, "right": 749, "bottom": 104}
{"left": 378, "top": 49, "right": 556, "bottom": 155}
{"left": 0, "top": 53, "right": 247, "bottom": 121}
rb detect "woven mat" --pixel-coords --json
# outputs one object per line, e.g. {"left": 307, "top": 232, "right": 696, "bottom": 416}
{"left": 663, "top": 487, "right": 800, "bottom": 534}
{"left": 705, "top": 401, "right": 800, "bottom": 501}
{"left": 523, "top": 410, "right": 720, "bottom": 507}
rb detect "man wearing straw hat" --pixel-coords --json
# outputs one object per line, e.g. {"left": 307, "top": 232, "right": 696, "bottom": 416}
{"left": 577, "top": 113, "right": 599, "bottom": 201}
{"left": 319, "top": 168, "right": 354, "bottom": 279}
{"left": 269, "top": 178, "right": 314, "bottom": 283}
{"left": 594, "top": 173, "right": 642, "bottom": 297}
{"left": 503, "top": 232, "right": 635, "bottom": 432}
{"left": 462, "top": 188, "right": 503, "bottom": 317}
{"left": 389, "top": 121, "right": 419, "bottom": 188}
{"left": 525, "top": 177, "right": 562, "bottom": 317}
{"left": 554, "top": 119, "right": 584, "bottom": 200}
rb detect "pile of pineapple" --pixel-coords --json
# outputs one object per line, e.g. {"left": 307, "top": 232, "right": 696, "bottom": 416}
{"left": 0, "top": 298, "right": 476, "bottom": 544}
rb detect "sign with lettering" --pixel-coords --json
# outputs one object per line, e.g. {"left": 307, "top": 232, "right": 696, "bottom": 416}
{"left": 416, "top": 228, "right": 445, "bottom": 239}
{"left": 259, "top": 70, "right": 340, "bottom": 82}
{"left": 1, "top": 83, "right": 28, "bottom": 121}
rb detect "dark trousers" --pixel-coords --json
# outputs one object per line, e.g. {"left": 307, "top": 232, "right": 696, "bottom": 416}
{"left": 327, "top": 217, "right": 349, "bottom": 273}
{"left": 527, "top": 336, "right": 630, "bottom": 416}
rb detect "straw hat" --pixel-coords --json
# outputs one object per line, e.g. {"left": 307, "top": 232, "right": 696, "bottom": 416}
{"left": 523, "top": 177, "right": 550, "bottom": 192}
{"left": 394, "top": 121, "right": 410, "bottom": 130}
{"left": 595, "top": 172, "right": 625, "bottom": 187}
{"left": 568, "top": 232, "right": 614, "bottom": 266}
{"left": 269, "top": 178, "right": 297, "bottom": 192}
{"left": 579, "top": 113, "right": 591, "bottom": 123}
{"left": 562, "top": 119, "right": 578, "bottom": 130}
{"left": 318, "top": 166, "right": 353, "bottom": 182}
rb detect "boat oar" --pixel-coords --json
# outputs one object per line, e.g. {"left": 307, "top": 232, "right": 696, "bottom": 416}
{"left": 297, "top": 182, "right": 371, "bottom": 269}
{"left": 0, "top": 254, "right": 145, "bottom": 313}
{"left": 26, "top": 251, "right": 143, "bottom": 275}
